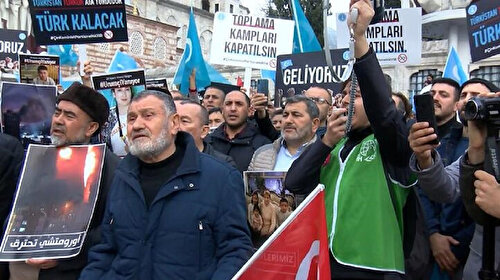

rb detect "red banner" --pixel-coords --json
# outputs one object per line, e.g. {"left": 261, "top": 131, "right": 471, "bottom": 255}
{"left": 234, "top": 186, "right": 331, "bottom": 280}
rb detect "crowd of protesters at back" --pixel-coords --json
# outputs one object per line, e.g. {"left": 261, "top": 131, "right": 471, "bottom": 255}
{"left": 1, "top": 0, "right": 500, "bottom": 279}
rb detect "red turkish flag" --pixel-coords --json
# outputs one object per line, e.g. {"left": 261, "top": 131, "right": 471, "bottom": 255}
{"left": 233, "top": 186, "right": 331, "bottom": 280}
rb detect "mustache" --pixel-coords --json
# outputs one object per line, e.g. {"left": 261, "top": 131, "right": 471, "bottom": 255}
{"left": 130, "top": 129, "right": 151, "bottom": 139}
{"left": 51, "top": 124, "right": 66, "bottom": 133}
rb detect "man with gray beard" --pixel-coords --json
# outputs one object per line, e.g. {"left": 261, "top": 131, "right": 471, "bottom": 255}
{"left": 80, "top": 90, "right": 252, "bottom": 280}
{"left": 8, "top": 82, "right": 120, "bottom": 280}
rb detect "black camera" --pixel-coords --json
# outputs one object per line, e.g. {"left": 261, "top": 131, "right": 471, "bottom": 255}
{"left": 464, "top": 97, "right": 500, "bottom": 122}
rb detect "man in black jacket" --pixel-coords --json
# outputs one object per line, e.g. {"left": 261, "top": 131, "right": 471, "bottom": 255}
{"left": 205, "top": 90, "right": 270, "bottom": 172}
{"left": 0, "top": 133, "right": 24, "bottom": 278}
{"left": 284, "top": 1, "right": 416, "bottom": 278}
{"left": 8, "top": 82, "right": 120, "bottom": 280}
{"left": 175, "top": 99, "right": 236, "bottom": 166}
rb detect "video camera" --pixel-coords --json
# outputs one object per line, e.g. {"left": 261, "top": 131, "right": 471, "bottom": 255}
{"left": 463, "top": 96, "right": 500, "bottom": 280}
{"left": 464, "top": 97, "right": 500, "bottom": 123}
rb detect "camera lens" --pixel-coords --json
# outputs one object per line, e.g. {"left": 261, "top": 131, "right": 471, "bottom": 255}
{"left": 464, "top": 98, "right": 480, "bottom": 121}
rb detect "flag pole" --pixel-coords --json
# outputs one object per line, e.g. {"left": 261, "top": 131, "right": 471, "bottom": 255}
{"left": 231, "top": 184, "right": 325, "bottom": 280}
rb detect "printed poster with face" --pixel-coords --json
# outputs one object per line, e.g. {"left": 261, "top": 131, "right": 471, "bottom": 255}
{"left": 0, "top": 29, "right": 27, "bottom": 75}
{"left": 19, "top": 54, "right": 60, "bottom": 85}
{"left": 244, "top": 171, "right": 296, "bottom": 248}
{"left": 91, "top": 69, "right": 146, "bottom": 157}
{"left": 0, "top": 144, "right": 106, "bottom": 260}
{"left": 1, "top": 82, "right": 57, "bottom": 149}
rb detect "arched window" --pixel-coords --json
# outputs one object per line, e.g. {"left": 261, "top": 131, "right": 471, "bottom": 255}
{"left": 177, "top": 25, "right": 187, "bottom": 49}
{"left": 409, "top": 69, "right": 442, "bottom": 93}
{"left": 470, "top": 66, "right": 500, "bottom": 88}
{"left": 129, "top": 31, "right": 144, "bottom": 55}
{"left": 153, "top": 37, "right": 167, "bottom": 60}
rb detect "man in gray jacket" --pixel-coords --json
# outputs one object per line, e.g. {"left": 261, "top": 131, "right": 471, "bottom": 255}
{"left": 248, "top": 95, "right": 319, "bottom": 171}
{"left": 408, "top": 78, "right": 499, "bottom": 279}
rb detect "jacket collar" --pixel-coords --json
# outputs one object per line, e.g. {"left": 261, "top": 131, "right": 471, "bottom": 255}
{"left": 274, "top": 134, "right": 317, "bottom": 152}
{"left": 116, "top": 132, "right": 202, "bottom": 204}
{"left": 210, "top": 121, "right": 259, "bottom": 142}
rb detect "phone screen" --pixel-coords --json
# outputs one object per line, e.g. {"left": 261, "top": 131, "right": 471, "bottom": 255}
{"left": 414, "top": 93, "right": 439, "bottom": 145}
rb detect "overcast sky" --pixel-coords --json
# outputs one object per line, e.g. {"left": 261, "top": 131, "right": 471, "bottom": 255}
{"left": 240, "top": 0, "right": 268, "bottom": 16}
{"left": 240, "top": 0, "right": 350, "bottom": 16}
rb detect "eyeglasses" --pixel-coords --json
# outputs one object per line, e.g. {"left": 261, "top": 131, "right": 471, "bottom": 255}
{"left": 309, "top": 97, "right": 331, "bottom": 105}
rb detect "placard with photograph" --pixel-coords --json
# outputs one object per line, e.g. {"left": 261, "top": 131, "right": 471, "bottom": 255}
{"left": 0, "top": 144, "right": 106, "bottom": 260}
{"left": 92, "top": 70, "right": 146, "bottom": 157}
{"left": 1, "top": 82, "right": 57, "bottom": 148}
{"left": 19, "top": 54, "right": 60, "bottom": 85}
{"left": 0, "top": 29, "right": 27, "bottom": 75}
{"left": 243, "top": 171, "right": 294, "bottom": 248}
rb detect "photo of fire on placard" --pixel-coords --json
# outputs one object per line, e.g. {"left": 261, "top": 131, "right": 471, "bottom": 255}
{"left": 1, "top": 82, "right": 57, "bottom": 148}
{"left": 0, "top": 144, "right": 106, "bottom": 260}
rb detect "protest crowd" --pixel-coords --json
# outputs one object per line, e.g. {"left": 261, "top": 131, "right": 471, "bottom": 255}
{"left": 1, "top": 0, "right": 500, "bottom": 279}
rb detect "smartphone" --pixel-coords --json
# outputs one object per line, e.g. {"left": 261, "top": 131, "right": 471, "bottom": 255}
{"left": 257, "top": 79, "right": 269, "bottom": 95}
{"left": 414, "top": 93, "right": 439, "bottom": 145}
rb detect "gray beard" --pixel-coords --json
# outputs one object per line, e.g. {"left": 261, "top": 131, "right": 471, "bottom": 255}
{"left": 50, "top": 134, "right": 87, "bottom": 147}
{"left": 50, "top": 135, "right": 66, "bottom": 147}
{"left": 128, "top": 128, "right": 170, "bottom": 160}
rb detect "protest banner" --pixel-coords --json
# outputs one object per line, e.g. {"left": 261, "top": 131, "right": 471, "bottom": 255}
{"left": 146, "top": 78, "right": 168, "bottom": 90}
{"left": 1, "top": 82, "right": 57, "bottom": 148}
{"left": 466, "top": 0, "right": 500, "bottom": 62}
{"left": 233, "top": 185, "right": 330, "bottom": 280}
{"left": 275, "top": 49, "right": 349, "bottom": 108}
{"left": 92, "top": 69, "right": 145, "bottom": 157}
{"left": 210, "top": 12, "right": 294, "bottom": 70}
{"left": 0, "top": 144, "right": 106, "bottom": 260}
{"left": 29, "top": 0, "right": 128, "bottom": 45}
{"left": 0, "top": 30, "right": 27, "bottom": 75}
{"left": 244, "top": 171, "right": 295, "bottom": 248}
{"left": 336, "top": 8, "right": 422, "bottom": 65}
{"left": 19, "top": 54, "right": 60, "bottom": 85}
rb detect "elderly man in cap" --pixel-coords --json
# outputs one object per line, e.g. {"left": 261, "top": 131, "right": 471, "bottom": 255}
{"left": 8, "top": 82, "right": 120, "bottom": 280}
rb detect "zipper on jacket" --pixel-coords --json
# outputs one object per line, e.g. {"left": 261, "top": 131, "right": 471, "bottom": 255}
{"left": 198, "top": 220, "right": 203, "bottom": 271}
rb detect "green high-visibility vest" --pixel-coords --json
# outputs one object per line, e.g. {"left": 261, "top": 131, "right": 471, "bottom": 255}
{"left": 320, "top": 134, "right": 415, "bottom": 273}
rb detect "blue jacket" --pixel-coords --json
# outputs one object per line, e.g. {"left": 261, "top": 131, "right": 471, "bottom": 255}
{"left": 80, "top": 132, "right": 252, "bottom": 280}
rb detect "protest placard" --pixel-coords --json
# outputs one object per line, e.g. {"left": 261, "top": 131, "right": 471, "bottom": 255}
{"left": 0, "top": 30, "right": 27, "bottom": 75}
{"left": 0, "top": 144, "right": 106, "bottom": 260}
{"left": 146, "top": 78, "right": 168, "bottom": 90}
{"left": 210, "top": 12, "right": 294, "bottom": 70}
{"left": 244, "top": 171, "right": 295, "bottom": 248}
{"left": 92, "top": 69, "right": 145, "bottom": 157}
{"left": 275, "top": 49, "right": 349, "bottom": 108}
{"left": 466, "top": 0, "right": 500, "bottom": 62}
{"left": 29, "top": 0, "right": 128, "bottom": 45}
{"left": 1, "top": 82, "right": 57, "bottom": 148}
{"left": 336, "top": 8, "right": 422, "bottom": 65}
{"left": 19, "top": 54, "right": 60, "bottom": 85}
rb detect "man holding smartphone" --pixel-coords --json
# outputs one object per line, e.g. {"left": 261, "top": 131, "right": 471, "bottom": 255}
{"left": 285, "top": 1, "right": 417, "bottom": 278}
{"left": 409, "top": 78, "right": 500, "bottom": 279}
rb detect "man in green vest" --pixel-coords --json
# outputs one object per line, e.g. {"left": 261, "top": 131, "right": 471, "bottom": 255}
{"left": 285, "top": 1, "right": 416, "bottom": 279}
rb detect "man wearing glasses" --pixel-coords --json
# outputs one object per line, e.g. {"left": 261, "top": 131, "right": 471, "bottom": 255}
{"left": 252, "top": 86, "right": 333, "bottom": 140}
{"left": 304, "top": 86, "right": 333, "bottom": 137}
